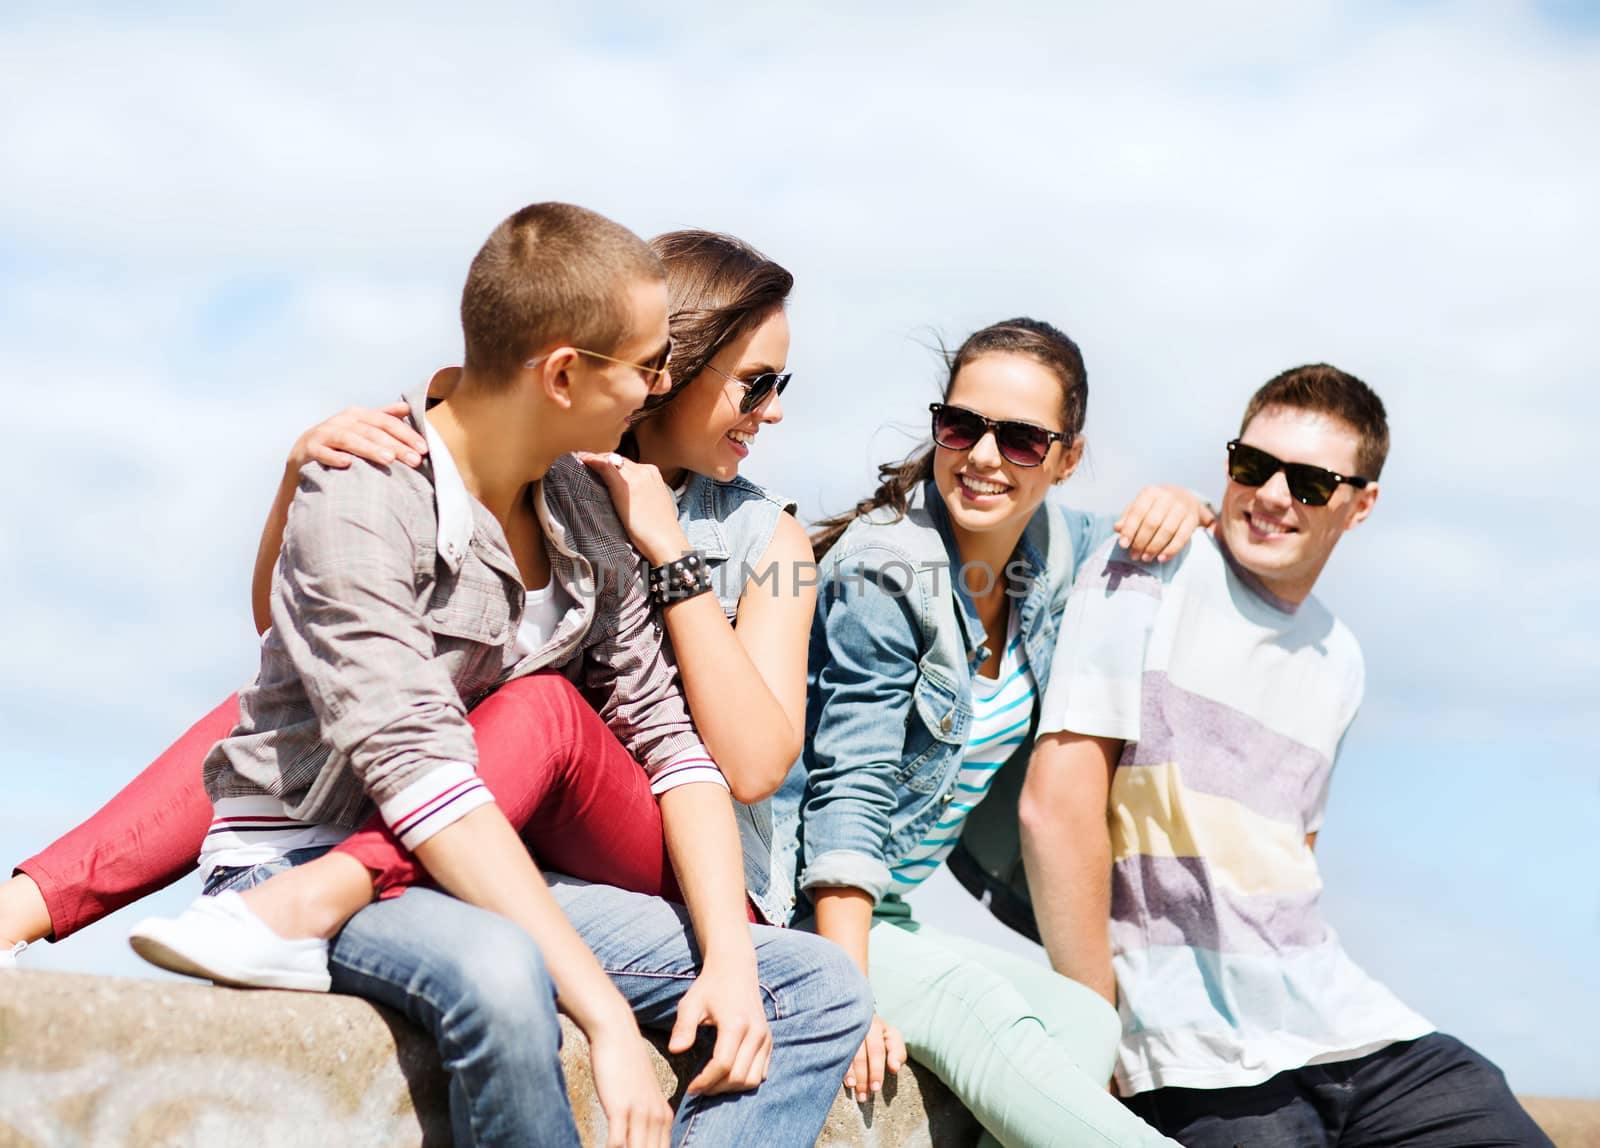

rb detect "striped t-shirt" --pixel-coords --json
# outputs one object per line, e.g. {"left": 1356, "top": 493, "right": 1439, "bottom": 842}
{"left": 1039, "top": 532, "right": 1431, "bottom": 1096}
{"left": 892, "top": 610, "right": 1036, "bottom": 892}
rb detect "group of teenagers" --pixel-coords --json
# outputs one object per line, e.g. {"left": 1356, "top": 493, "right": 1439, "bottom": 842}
{"left": 0, "top": 202, "right": 1550, "bottom": 1147}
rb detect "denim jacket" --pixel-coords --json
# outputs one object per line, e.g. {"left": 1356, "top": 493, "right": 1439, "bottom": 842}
{"left": 774, "top": 480, "right": 1109, "bottom": 914}
{"left": 674, "top": 470, "right": 800, "bottom": 924}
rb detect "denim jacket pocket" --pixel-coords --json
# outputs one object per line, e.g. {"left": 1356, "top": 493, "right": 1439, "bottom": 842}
{"left": 897, "top": 672, "right": 966, "bottom": 795}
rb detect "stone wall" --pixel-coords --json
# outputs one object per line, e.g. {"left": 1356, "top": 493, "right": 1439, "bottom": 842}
{"left": 1, "top": 970, "right": 1593, "bottom": 1147}
{"left": 0, "top": 971, "right": 976, "bottom": 1147}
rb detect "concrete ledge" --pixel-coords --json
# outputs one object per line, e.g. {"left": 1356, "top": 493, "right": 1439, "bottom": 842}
{"left": 0, "top": 970, "right": 978, "bottom": 1147}
{"left": 2, "top": 971, "right": 1594, "bottom": 1146}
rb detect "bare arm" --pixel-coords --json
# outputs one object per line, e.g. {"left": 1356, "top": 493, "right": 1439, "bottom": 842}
{"left": 0, "top": 876, "right": 50, "bottom": 948}
{"left": 580, "top": 454, "right": 814, "bottom": 803}
{"left": 811, "top": 885, "right": 873, "bottom": 975}
{"left": 1018, "top": 730, "right": 1123, "bottom": 1006}
{"left": 414, "top": 807, "right": 640, "bottom": 1035}
{"left": 413, "top": 808, "right": 673, "bottom": 1146}
{"left": 811, "top": 886, "right": 905, "bottom": 1101}
{"left": 657, "top": 783, "right": 771, "bottom": 1096}
{"left": 656, "top": 514, "right": 814, "bottom": 802}
{"left": 251, "top": 403, "right": 428, "bottom": 634}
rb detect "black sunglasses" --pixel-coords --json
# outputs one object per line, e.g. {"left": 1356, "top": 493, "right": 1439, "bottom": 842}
{"left": 1225, "top": 440, "right": 1371, "bottom": 507}
{"left": 929, "top": 403, "right": 1069, "bottom": 468}
{"left": 705, "top": 363, "right": 793, "bottom": 414}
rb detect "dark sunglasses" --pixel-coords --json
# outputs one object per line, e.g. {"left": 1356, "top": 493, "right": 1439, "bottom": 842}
{"left": 1225, "top": 440, "right": 1371, "bottom": 507}
{"left": 706, "top": 363, "right": 792, "bottom": 414}
{"left": 929, "top": 403, "right": 1069, "bottom": 468}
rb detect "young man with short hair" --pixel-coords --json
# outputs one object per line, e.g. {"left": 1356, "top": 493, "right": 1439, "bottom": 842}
{"left": 128, "top": 202, "right": 870, "bottom": 1148}
{"left": 1013, "top": 366, "right": 1551, "bottom": 1145}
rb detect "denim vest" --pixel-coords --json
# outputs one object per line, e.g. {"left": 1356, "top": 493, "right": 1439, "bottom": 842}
{"left": 760, "top": 481, "right": 1108, "bottom": 923}
{"left": 674, "top": 471, "right": 798, "bottom": 924}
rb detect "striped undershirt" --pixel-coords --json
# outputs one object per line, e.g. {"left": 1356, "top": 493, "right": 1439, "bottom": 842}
{"left": 890, "top": 609, "right": 1035, "bottom": 892}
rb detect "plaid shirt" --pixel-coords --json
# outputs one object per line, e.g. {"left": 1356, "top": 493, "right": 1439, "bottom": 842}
{"left": 203, "top": 385, "right": 715, "bottom": 854}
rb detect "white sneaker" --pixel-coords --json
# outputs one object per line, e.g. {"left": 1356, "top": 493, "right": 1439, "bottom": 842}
{"left": 128, "top": 891, "right": 331, "bottom": 992}
{"left": 0, "top": 941, "right": 23, "bottom": 969}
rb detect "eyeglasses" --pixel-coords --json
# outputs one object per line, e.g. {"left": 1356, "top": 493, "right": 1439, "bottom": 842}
{"left": 929, "top": 403, "right": 1069, "bottom": 468}
{"left": 525, "top": 340, "right": 673, "bottom": 385}
{"left": 704, "top": 363, "right": 792, "bottom": 414}
{"left": 1225, "top": 440, "right": 1371, "bottom": 507}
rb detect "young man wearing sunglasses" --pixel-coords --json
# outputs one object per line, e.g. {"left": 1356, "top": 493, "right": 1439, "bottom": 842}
{"left": 965, "top": 364, "right": 1551, "bottom": 1145}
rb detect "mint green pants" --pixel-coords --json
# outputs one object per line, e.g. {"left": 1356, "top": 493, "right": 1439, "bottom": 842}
{"left": 854, "top": 898, "right": 1176, "bottom": 1148}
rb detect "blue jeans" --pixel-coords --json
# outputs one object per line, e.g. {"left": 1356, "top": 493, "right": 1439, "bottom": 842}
{"left": 1120, "top": 1033, "right": 1553, "bottom": 1148}
{"left": 208, "top": 851, "right": 578, "bottom": 1148}
{"left": 546, "top": 875, "right": 874, "bottom": 1147}
{"left": 207, "top": 858, "right": 872, "bottom": 1148}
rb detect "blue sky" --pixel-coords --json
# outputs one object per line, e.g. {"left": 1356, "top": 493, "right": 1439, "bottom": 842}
{"left": 2, "top": 0, "right": 1596, "bottom": 1098}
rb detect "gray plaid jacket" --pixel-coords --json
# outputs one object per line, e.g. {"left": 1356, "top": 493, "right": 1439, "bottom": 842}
{"left": 203, "top": 386, "right": 704, "bottom": 831}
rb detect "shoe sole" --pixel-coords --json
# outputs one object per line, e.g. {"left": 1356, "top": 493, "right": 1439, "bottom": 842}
{"left": 128, "top": 927, "right": 332, "bottom": 993}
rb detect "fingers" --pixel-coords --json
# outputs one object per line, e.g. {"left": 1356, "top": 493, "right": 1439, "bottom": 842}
{"left": 687, "top": 1020, "right": 738, "bottom": 1095}
{"left": 844, "top": 1037, "right": 870, "bottom": 1099}
{"left": 350, "top": 426, "right": 410, "bottom": 466}
{"left": 1124, "top": 501, "right": 1166, "bottom": 559}
{"left": 364, "top": 410, "right": 427, "bottom": 462}
{"left": 715, "top": 1020, "right": 770, "bottom": 1094}
{"left": 864, "top": 1017, "right": 886, "bottom": 1100}
{"left": 1115, "top": 489, "right": 1158, "bottom": 551}
{"left": 884, "top": 1021, "right": 906, "bottom": 1077}
{"left": 1142, "top": 504, "right": 1188, "bottom": 563}
{"left": 301, "top": 407, "right": 426, "bottom": 470}
{"left": 619, "top": 1099, "right": 671, "bottom": 1148}
{"left": 305, "top": 443, "right": 357, "bottom": 468}
{"left": 752, "top": 1032, "right": 773, "bottom": 1086}
{"left": 845, "top": 1017, "right": 901, "bottom": 1103}
{"left": 667, "top": 997, "right": 703, "bottom": 1056}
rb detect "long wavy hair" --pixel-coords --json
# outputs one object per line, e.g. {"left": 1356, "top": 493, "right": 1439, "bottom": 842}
{"left": 810, "top": 318, "right": 1089, "bottom": 560}
{"left": 621, "top": 230, "right": 793, "bottom": 451}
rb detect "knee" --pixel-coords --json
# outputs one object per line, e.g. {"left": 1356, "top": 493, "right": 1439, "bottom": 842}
{"left": 489, "top": 671, "right": 585, "bottom": 722}
{"left": 774, "top": 932, "right": 875, "bottom": 1037}
{"left": 436, "top": 921, "right": 562, "bottom": 1052}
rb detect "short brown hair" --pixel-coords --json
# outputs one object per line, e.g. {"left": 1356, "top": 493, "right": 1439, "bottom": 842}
{"left": 460, "top": 203, "right": 662, "bottom": 381}
{"left": 1241, "top": 364, "right": 1390, "bottom": 480}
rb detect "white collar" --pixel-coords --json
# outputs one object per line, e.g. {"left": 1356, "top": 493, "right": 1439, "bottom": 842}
{"left": 413, "top": 391, "right": 474, "bottom": 575}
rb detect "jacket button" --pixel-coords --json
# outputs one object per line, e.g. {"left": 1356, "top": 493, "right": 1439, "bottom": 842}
{"left": 940, "top": 712, "right": 953, "bottom": 733}
{"left": 941, "top": 790, "right": 955, "bottom": 806}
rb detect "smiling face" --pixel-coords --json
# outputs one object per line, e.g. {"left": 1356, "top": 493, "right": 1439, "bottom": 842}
{"left": 632, "top": 307, "right": 790, "bottom": 483}
{"left": 932, "top": 351, "right": 1082, "bottom": 551}
{"left": 560, "top": 276, "right": 673, "bottom": 453}
{"left": 1218, "top": 404, "right": 1380, "bottom": 604}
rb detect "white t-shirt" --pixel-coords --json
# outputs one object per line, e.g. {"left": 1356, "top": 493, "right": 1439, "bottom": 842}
{"left": 1039, "top": 532, "right": 1431, "bottom": 1095}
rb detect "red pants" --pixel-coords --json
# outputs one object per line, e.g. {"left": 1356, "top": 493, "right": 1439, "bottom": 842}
{"left": 19, "top": 673, "right": 683, "bottom": 940}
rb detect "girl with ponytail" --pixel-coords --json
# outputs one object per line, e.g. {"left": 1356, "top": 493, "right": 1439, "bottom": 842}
{"left": 790, "top": 318, "right": 1202, "bottom": 1146}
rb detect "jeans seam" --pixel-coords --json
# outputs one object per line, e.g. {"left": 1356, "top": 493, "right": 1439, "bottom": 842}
{"left": 598, "top": 967, "right": 785, "bottom": 1016}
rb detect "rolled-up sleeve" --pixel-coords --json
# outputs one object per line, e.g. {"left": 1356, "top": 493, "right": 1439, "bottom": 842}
{"left": 271, "top": 463, "right": 491, "bottom": 848}
{"left": 798, "top": 554, "right": 923, "bottom": 903}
